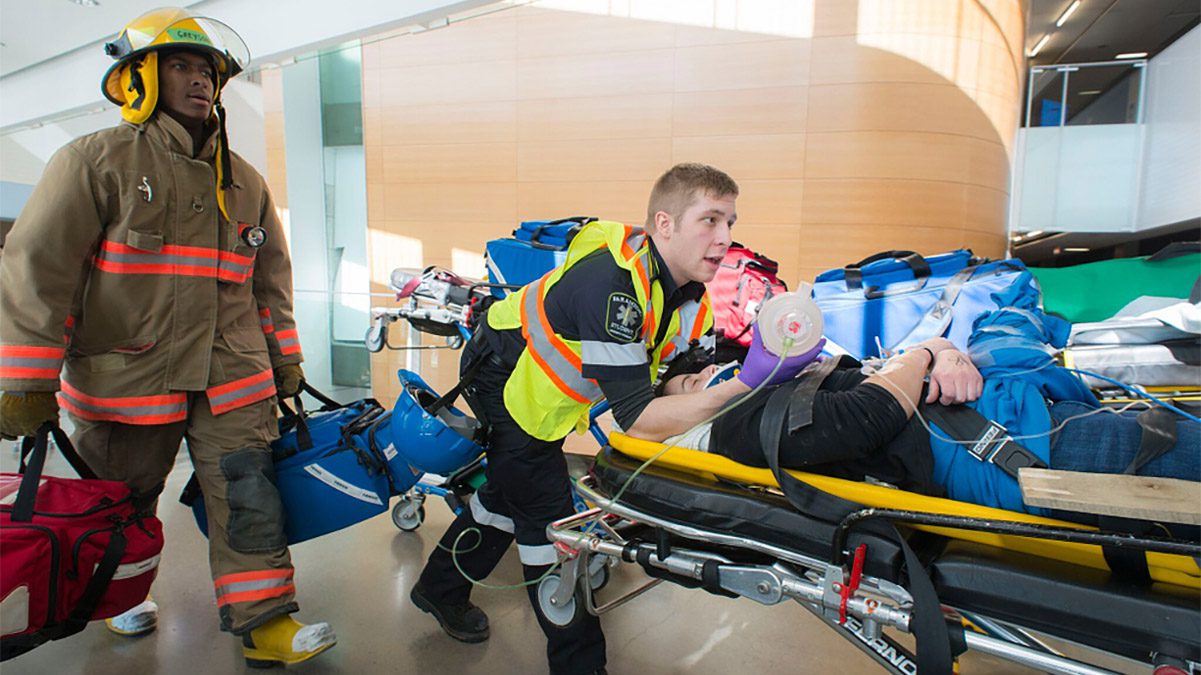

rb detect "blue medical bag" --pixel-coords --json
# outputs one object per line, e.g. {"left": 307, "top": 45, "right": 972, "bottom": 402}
{"left": 185, "top": 395, "right": 421, "bottom": 545}
{"left": 812, "top": 249, "right": 1038, "bottom": 359}
{"left": 484, "top": 216, "right": 595, "bottom": 296}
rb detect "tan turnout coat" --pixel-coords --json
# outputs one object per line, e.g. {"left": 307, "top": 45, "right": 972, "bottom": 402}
{"left": 0, "top": 113, "right": 301, "bottom": 424}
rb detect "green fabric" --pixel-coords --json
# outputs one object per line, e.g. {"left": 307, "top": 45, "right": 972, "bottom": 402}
{"left": 1030, "top": 254, "right": 1200, "bottom": 323}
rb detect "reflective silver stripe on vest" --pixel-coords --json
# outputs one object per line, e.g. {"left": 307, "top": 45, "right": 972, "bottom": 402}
{"left": 663, "top": 299, "right": 709, "bottom": 361}
{"left": 521, "top": 281, "right": 602, "bottom": 402}
{"left": 581, "top": 340, "right": 646, "bottom": 368}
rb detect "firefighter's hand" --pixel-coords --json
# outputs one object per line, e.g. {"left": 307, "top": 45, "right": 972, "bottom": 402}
{"left": 274, "top": 364, "right": 305, "bottom": 398}
{"left": 0, "top": 391, "right": 60, "bottom": 440}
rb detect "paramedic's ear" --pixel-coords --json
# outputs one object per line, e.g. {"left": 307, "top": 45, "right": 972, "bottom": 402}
{"left": 652, "top": 210, "right": 674, "bottom": 238}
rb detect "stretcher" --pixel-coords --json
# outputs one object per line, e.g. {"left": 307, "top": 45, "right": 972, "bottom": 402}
{"left": 544, "top": 433, "right": 1201, "bottom": 675}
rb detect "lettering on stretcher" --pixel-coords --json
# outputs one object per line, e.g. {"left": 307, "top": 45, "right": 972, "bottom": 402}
{"left": 93, "top": 240, "right": 255, "bottom": 284}
{"left": 57, "top": 381, "right": 187, "bottom": 425}
{"left": 0, "top": 344, "right": 65, "bottom": 379}
{"left": 843, "top": 615, "right": 918, "bottom": 675}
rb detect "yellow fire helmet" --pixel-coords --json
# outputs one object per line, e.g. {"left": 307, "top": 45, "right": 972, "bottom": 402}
{"left": 101, "top": 7, "right": 250, "bottom": 218}
{"left": 101, "top": 7, "right": 249, "bottom": 121}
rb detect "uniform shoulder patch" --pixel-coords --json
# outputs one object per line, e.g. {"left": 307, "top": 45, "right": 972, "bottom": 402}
{"left": 605, "top": 292, "right": 642, "bottom": 342}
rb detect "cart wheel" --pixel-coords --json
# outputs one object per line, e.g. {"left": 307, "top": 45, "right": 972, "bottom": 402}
{"left": 588, "top": 556, "right": 610, "bottom": 592}
{"left": 536, "top": 574, "right": 579, "bottom": 627}
{"left": 392, "top": 495, "right": 425, "bottom": 532}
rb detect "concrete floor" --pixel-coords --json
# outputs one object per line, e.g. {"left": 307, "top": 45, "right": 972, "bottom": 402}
{"left": 1, "top": 440, "right": 1149, "bottom": 675}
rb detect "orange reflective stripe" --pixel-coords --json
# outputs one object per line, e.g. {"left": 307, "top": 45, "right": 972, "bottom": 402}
{"left": 258, "top": 308, "right": 274, "bottom": 335}
{"left": 214, "top": 568, "right": 295, "bottom": 607}
{"left": 519, "top": 278, "right": 598, "bottom": 404}
{"left": 58, "top": 381, "right": 187, "bottom": 425}
{"left": 214, "top": 568, "right": 293, "bottom": 587}
{"left": 690, "top": 299, "right": 710, "bottom": 340}
{"left": 94, "top": 240, "right": 255, "bottom": 283}
{"left": 534, "top": 280, "right": 581, "bottom": 371}
{"left": 0, "top": 344, "right": 65, "bottom": 379}
{"left": 216, "top": 584, "right": 296, "bottom": 607}
{"left": 207, "top": 369, "right": 276, "bottom": 415}
{"left": 275, "top": 328, "right": 300, "bottom": 355}
{"left": 520, "top": 278, "right": 593, "bottom": 404}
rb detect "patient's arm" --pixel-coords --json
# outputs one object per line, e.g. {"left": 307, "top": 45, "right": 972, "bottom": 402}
{"left": 624, "top": 376, "right": 750, "bottom": 442}
{"left": 864, "top": 337, "right": 981, "bottom": 415}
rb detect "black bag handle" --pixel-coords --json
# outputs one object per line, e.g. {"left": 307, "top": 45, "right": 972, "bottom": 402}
{"left": 276, "top": 381, "right": 346, "bottom": 457}
{"left": 844, "top": 250, "right": 932, "bottom": 292}
{"left": 524, "top": 216, "right": 595, "bottom": 250}
{"left": 13, "top": 423, "right": 98, "bottom": 523}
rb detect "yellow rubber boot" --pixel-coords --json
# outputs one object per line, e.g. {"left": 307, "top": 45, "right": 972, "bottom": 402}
{"left": 105, "top": 595, "right": 158, "bottom": 636}
{"left": 242, "top": 615, "right": 336, "bottom": 668}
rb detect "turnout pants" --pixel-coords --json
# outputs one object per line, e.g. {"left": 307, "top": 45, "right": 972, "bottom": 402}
{"left": 69, "top": 394, "right": 298, "bottom": 634}
{"left": 417, "top": 338, "right": 606, "bottom": 675}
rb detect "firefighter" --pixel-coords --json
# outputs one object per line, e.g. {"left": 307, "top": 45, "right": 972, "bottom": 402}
{"left": 0, "top": 8, "right": 334, "bottom": 667}
{"left": 408, "top": 164, "right": 822, "bottom": 674}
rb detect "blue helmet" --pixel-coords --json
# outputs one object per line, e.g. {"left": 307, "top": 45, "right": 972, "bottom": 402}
{"left": 390, "top": 369, "right": 485, "bottom": 475}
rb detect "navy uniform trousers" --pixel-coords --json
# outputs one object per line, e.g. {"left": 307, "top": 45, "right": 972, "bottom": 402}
{"left": 416, "top": 335, "right": 606, "bottom": 675}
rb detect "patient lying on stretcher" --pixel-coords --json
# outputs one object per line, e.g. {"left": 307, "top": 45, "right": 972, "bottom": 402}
{"left": 658, "top": 307, "right": 1200, "bottom": 520}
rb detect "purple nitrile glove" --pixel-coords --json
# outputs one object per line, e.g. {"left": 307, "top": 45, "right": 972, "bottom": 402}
{"left": 736, "top": 326, "right": 826, "bottom": 389}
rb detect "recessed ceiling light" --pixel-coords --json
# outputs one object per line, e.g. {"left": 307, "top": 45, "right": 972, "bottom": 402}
{"left": 1115, "top": 52, "right": 1148, "bottom": 59}
{"left": 1063, "top": 247, "right": 1090, "bottom": 252}
{"left": 1079, "top": 90, "right": 1102, "bottom": 95}
{"left": 1028, "top": 34, "right": 1052, "bottom": 58}
{"left": 1055, "top": 0, "right": 1081, "bottom": 27}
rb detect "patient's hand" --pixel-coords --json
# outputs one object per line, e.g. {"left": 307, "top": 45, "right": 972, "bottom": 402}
{"left": 925, "top": 349, "right": 983, "bottom": 405}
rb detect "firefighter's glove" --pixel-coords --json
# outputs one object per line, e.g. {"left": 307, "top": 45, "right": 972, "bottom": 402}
{"left": 0, "top": 391, "right": 60, "bottom": 440}
{"left": 274, "top": 364, "right": 305, "bottom": 398}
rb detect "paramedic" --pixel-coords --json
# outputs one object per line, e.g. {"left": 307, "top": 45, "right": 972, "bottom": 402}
{"left": 409, "top": 163, "right": 822, "bottom": 674}
{"left": 0, "top": 8, "right": 335, "bottom": 667}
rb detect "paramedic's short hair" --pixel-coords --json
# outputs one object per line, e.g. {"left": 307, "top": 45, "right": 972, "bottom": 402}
{"left": 646, "top": 163, "right": 739, "bottom": 231}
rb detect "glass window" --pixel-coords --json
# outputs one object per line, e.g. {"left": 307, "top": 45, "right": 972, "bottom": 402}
{"left": 1026, "top": 68, "right": 1065, "bottom": 127}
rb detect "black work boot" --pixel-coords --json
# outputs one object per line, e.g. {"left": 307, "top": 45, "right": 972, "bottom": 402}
{"left": 410, "top": 585, "right": 490, "bottom": 643}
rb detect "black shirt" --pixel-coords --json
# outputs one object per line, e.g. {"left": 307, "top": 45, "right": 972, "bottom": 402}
{"left": 482, "top": 237, "right": 710, "bottom": 429}
{"left": 710, "top": 364, "right": 940, "bottom": 495}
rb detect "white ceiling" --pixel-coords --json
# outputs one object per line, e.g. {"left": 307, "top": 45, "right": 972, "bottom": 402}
{"left": 0, "top": 0, "right": 204, "bottom": 77}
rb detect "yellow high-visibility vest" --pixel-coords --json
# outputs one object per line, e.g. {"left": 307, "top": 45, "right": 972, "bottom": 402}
{"left": 487, "top": 220, "right": 713, "bottom": 440}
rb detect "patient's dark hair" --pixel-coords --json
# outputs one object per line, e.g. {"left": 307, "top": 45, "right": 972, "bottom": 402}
{"left": 645, "top": 163, "right": 738, "bottom": 233}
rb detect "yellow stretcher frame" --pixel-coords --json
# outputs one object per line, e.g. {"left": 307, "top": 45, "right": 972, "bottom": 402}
{"left": 607, "top": 432, "right": 1201, "bottom": 590}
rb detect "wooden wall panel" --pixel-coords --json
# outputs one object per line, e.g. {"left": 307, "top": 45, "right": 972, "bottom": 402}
{"left": 345, "top": 0, "right": 1027, "bottom": 403}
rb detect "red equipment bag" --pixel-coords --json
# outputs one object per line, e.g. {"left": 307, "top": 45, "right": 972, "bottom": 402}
{"left": 1, "top": 424, "right": 163, "bottom": 662}
{"left": 707, "top": 242, "right": 788, "bottom": 358}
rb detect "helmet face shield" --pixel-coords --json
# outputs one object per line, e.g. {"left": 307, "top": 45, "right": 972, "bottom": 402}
{"left": 103, "top": 8, "right": 249, "bottom": 106}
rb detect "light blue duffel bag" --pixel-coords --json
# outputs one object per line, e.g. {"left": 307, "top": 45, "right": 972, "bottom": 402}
{"left": 812, "top": 249, "right": 1039, "bottom": 359}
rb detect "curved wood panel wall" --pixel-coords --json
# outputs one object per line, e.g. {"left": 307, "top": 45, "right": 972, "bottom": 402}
{"left": 353, "top": 0, "right": 1026, "bottom": 405}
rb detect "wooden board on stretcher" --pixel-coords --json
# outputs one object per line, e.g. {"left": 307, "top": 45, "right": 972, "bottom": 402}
{"left": 1020, "top": 468, "right": 1201, "bottom": 526}
{"left": 606, "top": 432, "right": 1201, "bottom": 590}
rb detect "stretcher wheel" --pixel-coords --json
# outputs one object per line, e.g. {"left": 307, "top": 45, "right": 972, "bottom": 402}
{"left": 588, "top": 556, "right": 610, "bottom": 592}
{"left": 536, "top": 574, "right": 579, "bottom": 628}
{"left": 392, "top": 494, "right": 425, "bottom": 532}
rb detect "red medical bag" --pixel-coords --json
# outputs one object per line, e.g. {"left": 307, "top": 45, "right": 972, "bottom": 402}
{"left": 1, "top": 425, "right": 163, "bottom": 661}
{"left": 707, "top": 242, "right": 789, "bottom": 357}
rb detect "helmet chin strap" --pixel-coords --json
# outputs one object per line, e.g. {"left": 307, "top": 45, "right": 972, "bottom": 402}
{"left": 214, "top": 100, "right": 233, "bottom": 221}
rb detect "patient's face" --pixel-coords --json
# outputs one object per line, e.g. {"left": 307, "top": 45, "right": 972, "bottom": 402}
{"left": 675, "top": 364, "right": 720, "bottom": 394}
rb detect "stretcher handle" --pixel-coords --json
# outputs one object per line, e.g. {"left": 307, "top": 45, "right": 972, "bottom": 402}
{"left": 12, "top": 422, "right": 98, "bottom": 523}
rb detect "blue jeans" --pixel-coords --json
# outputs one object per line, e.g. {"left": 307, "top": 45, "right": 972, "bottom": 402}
{"left": 1048, "top": 401, "right": 1200, "bottom": 482}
